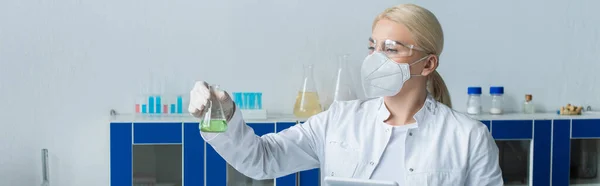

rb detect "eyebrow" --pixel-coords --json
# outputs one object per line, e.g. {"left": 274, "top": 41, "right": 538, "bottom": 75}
{"left": 368, "top": 37, "right": 375, "bottom": 43}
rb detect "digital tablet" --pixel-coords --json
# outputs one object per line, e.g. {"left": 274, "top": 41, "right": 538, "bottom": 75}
{"left": 324, "top": 176, "right": 399, "bottom": 186}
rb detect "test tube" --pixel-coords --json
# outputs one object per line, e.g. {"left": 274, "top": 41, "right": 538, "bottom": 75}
{"left": 148, "top": 96, "right": 155, "bottom": 114}
{"left": 135, "top": 104, "right": 140, "bottom": 113}
{"left": 242, "top": 93, "right": 251, "bottom": 110}
{"left": 233, "top": 92, "right": 242, "bottom": 109}
{"left": 248, "top": 93, "right": 256, "bottom": 110}
{"left": 170, "top": 103, "right": 176, "bottom": 114}
{"left": 256, "top": 92, "right": 262, "bottom": 110}
{"left": 176, "top": 95, "right": 183, "bottom": 114}
{"left": 142, "top": 104, "right": 147, "bottom": 114}
{"left": 155, "top": 95, "right": 162, "bottom": 113}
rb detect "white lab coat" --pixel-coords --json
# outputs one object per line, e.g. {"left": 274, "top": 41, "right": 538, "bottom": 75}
{"left": 202, "top": 95, "right": 503, "bottom": 185}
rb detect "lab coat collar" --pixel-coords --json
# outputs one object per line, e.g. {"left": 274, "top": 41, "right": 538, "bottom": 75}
{"left": 376, "top": 94, "right": 438, "bottom": 127}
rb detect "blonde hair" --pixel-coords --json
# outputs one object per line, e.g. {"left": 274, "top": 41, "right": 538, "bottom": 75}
{"left": 373, "top": 4, "right": 452, "bottom": 108}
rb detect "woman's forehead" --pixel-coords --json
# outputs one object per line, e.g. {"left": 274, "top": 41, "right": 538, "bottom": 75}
{"left": 371, "top": 19, "right": 413, "bottom": 44}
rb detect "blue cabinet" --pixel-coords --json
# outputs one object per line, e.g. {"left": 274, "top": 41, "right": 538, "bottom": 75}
{"left": 552, "top": 119, "right": 600, "bottom": 186}
{"left": 110, "top": 116, "right": 600, "bottom": 186}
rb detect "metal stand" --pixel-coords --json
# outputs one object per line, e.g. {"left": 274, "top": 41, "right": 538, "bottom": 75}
{"left": 41, "top": 149, "right": 50, "bottom": 186}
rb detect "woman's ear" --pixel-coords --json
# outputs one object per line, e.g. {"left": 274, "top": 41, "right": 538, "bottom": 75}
{"left": 421, "top": 55, "right": 438, "bottom": 76}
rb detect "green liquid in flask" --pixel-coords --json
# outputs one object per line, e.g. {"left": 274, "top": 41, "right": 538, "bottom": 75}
{"left": 200, "top": 119, "right": 228, "bottom": 133}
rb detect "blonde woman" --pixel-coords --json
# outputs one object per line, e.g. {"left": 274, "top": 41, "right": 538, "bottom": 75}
{"left": 189, "top": 4, "right": 502, "bottom": 185}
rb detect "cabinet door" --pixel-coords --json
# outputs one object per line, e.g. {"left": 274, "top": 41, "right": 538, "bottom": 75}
{"left": 276, "top": 122, "right": 299, "bottom": 186}
{"left": 569, "top": 119, "right": 600, "bottom": 186}
{"left": 552, "top": 119, "right": 571, "bottom": 186}
{"left": 491, "top": 120, "right": 534, "bottom": 186}
{"left": 132, "top": 123, "right": 183, "bottom": 186}
{"left": 184, "top": 122, "right": 204, "bottom": 186}
{"left": 110, "top": 123, "right": 132, "bottom": 186}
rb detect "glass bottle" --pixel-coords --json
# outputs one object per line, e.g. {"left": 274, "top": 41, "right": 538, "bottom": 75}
{"left": 466, "top": 87, "right": 482, "bottom": 115}
{"left": 293, "top": 64, "right": 323, "bottom": 118}
{"left": 490, "top": 86, "right": 504, "bottom": 115}
{"left": 332, "top": 54, "right": 357, "bottom": 103}
{"left": 523, "top": 94, "right": 535, "bottom": 114}
{"left": 200, "top": 85, "right": 228, "bottom": 133}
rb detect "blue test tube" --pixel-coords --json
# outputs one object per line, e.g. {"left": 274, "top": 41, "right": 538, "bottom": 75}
{"left": 176, "top": 95, "right": 183, "bottom": 114}
{"left": 256, "top": 92, "right": 262, "bottom": 109}
{"left": 155, "top": 96, "right": 162, "bottom": 113}
{"left": 148, "top": 96, "right": 155, "bottom": 114}
{"left": 171, "top": 104, "right": 176, "bottom": 114}
{"left": 233, "top": 92, "right": 242, "bottom": 109}
{"left": 248, "top": 93, "right": 256, "bottom": 109}
{"left": 242, "top": 93, "right": 252, "bottom": 110}
{"left": 142, "top": 104, "right": 147, "bottom": 114}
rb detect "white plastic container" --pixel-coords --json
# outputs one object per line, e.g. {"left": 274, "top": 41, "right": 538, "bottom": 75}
{"left": 467, "top": 87, "right": 482, "bottom": 115}
{"left": 490, "top": 86, "right": 504, "bottom": 115}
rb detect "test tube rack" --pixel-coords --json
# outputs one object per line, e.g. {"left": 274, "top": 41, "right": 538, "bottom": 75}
{"left": 233, "top": 92, "right": 267, "bottom": 120}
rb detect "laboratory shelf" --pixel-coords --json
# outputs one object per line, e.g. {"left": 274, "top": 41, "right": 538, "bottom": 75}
{"left": 110, "top": 112, "right": 600, "bottom": 186}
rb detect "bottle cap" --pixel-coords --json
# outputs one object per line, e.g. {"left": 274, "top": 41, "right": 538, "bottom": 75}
{"left": 467, "top": 87, "right": 482, "bottom": 95}
{"left": 490, "top": 86, "right": 504, "bottom": 94}
{"left": 525, "top": 94, "right": 532, "bottom": 101}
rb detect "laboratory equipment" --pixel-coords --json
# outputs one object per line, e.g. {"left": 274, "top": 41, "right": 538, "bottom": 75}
{"left": 134, "top": 77, "right": 187, "bottom": 115}
{"left": 332, "top": 54, "right": 357, "bottom": 102}
{"left": 200, "top": 85, "right": 228, "bottom": 133}
{"left": 148, "top": 95, "right": 155, "bottom": 114}
{"left": 234, "top": 92, "right": 267, "bottom": 119}
{"left": 466, "top": 87, "right": 482, "bottom": 115}
{"left": 247, "top": 92, "right": 256, "bottom": 109}
{"left": 136, "top": 94, "right": 186, "bottom": 115}
{"left": 490, "top": 86, "right": 504, "bottom": 115}
{"left": 233, "top": 92, "right": 243, "bottom": 109}
{"left": 294, "top": 64, "right": 323, "bottom": 118}
{"left": 41, "top": 149, "right": 49, "bottom": 186}
{"left": 176, "top": 95, "right": 184, "bottom": 114}
{"left": 523, "top": 94, "right": 535, "bottom": 114}
{"left": 256, "top": 92, "right": 263, "bottom": 109}
{"left": 243, "top": 92, "right": 252, "bottom": 109}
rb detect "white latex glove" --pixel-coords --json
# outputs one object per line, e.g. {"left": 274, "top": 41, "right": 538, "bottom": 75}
{"left": 188, "top": 81, "right": 235, "bottom": 121}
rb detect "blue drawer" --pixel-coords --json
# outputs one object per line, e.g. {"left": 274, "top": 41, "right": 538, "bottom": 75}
{"left": 133, "top": 122, "right": 182, "bottom": 144}
{"left": 572, "top": 119, "right": 600, "bottom": 138}
{"left": 491, "top": 120, "right": 533, "bottom": 140}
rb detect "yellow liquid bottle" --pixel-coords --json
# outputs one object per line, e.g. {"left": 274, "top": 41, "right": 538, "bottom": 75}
{"left": 293, "top": 91, "right": 323, "bottom": 118}
{"left": 293, "top": 64, "right": 323, "bottom": 118}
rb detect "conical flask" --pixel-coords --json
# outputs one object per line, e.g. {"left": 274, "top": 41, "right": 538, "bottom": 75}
{"left": 332, "top": 54, "right": 357, "bottom": 102}
{"left": 293, "top": 64, "right": 323, "bottom": 118}
{"left": 200, "top": 85, "right": 228, "bottom": 133}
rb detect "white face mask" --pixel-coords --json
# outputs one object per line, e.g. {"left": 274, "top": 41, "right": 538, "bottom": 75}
{"left": 361, "top": 52, "right": 429, "bottom": 98}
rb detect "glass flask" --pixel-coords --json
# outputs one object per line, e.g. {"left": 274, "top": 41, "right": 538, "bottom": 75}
{"left": 332, "top": 54, "right": 357, "bottom": 102}
{"left": 200, "top": 85, "right": 228, "bottom": 133}
{"left": 293, "top": 64, "right": 323, "bottom": 118}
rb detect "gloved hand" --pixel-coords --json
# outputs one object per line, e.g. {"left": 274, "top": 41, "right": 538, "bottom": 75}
{"left": 188, "top": 81, "right": 236, "bottom": 121}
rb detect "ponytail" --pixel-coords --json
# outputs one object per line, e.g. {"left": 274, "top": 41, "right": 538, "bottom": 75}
{"left": 375, "top": 4, "right": 449, "bottom": 107}
{"left": 427, "top": 70, "right": 452, "bottom": 108}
